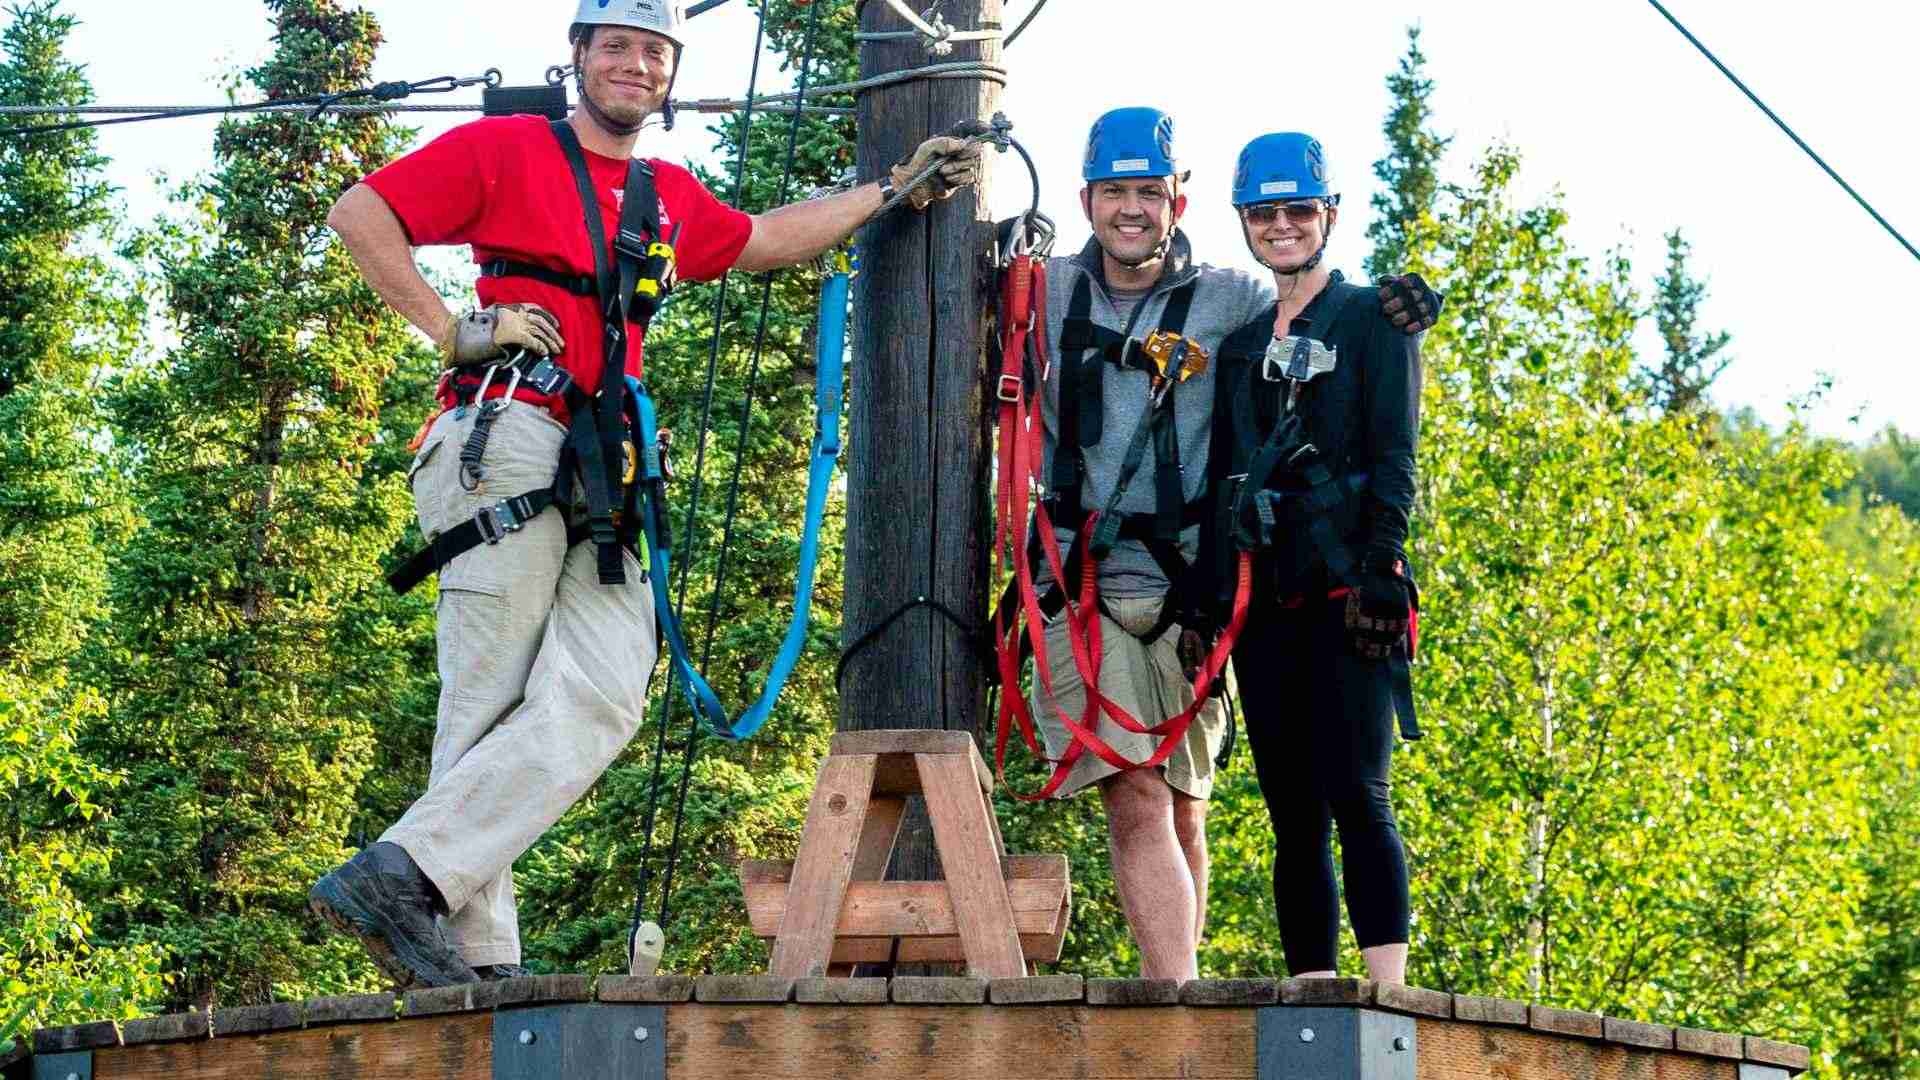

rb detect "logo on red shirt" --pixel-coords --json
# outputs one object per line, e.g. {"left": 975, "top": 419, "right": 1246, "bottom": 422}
{"left": 610, "top": 187, "right": 674, "bottom": 230}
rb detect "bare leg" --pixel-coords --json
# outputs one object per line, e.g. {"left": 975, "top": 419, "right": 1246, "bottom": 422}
{"left": 1293, "top": 969, "right": 1338, "bottom": 979}
{"left": 1361, "top": 943, "right": 1407, "bottom": 984}
{"left": 1171, "top": 791, "right": 1209, "bottom": 943}
{"left": 1100, "top": 769, "right": 1197, "bottom": 981}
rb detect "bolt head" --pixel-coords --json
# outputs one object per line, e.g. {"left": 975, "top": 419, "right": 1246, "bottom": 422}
{"left": 1299, "top": 1027, "right": 1315, "bottom": 1043}
{"left": 518, "top": 1029, "right": 536, "bottom": 1046}
{"left": 634, "top": 1026, "right": 650, "bottom": 1042}
{"left": 1394, "top": 1035, "right": 1411, "bottom": 1052}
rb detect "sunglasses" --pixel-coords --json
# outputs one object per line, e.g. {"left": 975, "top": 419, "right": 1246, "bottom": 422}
{"left": 1241, "top": 199, "right": 1327, "bottom": 226}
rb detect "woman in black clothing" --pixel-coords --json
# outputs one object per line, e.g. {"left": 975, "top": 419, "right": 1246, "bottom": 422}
{"left": 1207, "top": 132, "right": 1428, "bottom": 983}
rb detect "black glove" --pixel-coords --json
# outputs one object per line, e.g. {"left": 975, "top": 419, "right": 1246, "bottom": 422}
{"left": 1345, "top": 546, "right": 1413, "bottom": 660}
{"left": 1378, "top": 272, "right": 1443, "bottom": 335}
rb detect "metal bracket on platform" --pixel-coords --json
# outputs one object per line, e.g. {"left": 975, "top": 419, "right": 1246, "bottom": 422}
{"left": 492, "top": 1005, "right": 665, "bottom": 1080}
{"left": 1740, "top": 1066, "right": 1790, "bottom": 1080}
{"left": 1257, "top": 1007, "right": 1415, "bottom": 1080}
{"left": 30, "top": 1051, "right": 91, "bottom": 1080}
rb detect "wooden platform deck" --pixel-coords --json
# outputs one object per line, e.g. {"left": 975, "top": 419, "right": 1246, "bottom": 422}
{"left": 7, "top": 975, "right": 1811, "bottom": 1079}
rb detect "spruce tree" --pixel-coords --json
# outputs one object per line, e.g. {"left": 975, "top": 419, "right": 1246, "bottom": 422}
{"left": 1648, "top": 228, "right": 1731, "bottom": 416}
{"left": 1364, "top": 25, "right": 1450, "bottom": 281}
{"left": 0, "top": 2, "right": 164, "bottom": 1048}
{"left": 84, "top": 0, "right": 425, "bottom": 1008}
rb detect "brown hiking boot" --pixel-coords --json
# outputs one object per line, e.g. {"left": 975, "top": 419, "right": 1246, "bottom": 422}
{"left": 308, "top": 842, "right": 479, "bottom": 988}
{"left": 474, "top": 964, "right": 536, "bottom": 981}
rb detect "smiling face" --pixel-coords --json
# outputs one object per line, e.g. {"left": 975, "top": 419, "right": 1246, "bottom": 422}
{"left": 1241, "top": 198, "right": 1338, "bottom": 274}
{"left": 574, "top": 25, "right": 677, "bottom": 128}
{"left": 1081, "top": 176, "right": 1186, "bottom": 268}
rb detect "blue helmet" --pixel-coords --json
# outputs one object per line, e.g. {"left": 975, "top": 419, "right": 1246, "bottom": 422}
{"left": 1232, "top": 132, "right": 1339, "bottom": 208}
{"left": 1083, "top": 107, "right": 1180, "bottom": 184}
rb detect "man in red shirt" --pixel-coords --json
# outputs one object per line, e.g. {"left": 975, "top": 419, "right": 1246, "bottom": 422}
{"left": 309, "top": 0, "right": 980, "bottom": 988}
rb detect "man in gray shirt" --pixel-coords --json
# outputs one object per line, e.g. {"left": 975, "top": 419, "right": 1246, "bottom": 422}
{"left": 1005, "top": 107, "right": 1434, "bottom": 980}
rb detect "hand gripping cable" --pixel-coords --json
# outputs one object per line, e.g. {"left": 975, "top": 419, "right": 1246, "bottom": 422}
{"left": 628, "top": 270, "right": 849, "bottom": 741}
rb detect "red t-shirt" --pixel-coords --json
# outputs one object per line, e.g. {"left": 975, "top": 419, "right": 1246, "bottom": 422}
{"left": 365, "top": 115, "right": 752, "bottom": 418}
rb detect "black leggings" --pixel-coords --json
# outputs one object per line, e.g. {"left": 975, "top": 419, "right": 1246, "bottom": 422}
{"left": 1233, "top": 596, "right": 1409, "bottom": 974}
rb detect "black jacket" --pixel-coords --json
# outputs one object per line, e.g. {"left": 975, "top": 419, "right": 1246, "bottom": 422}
{"left": 1206, "top": 272, "right": 1423, "bottom": 593}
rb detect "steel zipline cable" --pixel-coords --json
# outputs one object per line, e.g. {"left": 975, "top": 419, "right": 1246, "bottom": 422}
{"left": 1645, "top": 0, "right": 1919, "bottom": 265}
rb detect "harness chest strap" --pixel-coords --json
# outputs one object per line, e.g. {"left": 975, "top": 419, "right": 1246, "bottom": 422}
{"left": 387, "top": 123, "right": 670, "bottom": 594}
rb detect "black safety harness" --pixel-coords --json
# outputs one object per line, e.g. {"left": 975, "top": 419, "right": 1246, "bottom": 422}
{"left": 389, "top": 120, "right": 678, "bottom": 595}
{"left": 1214, "top": 277, "right": 1421, "bottom": 739}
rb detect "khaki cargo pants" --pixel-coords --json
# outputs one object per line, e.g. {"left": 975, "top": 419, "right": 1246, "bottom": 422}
{"left": 1028, "top": 593, "right": 1226, "bottom": 801}
{"left": 382, "top": 403, "right": 657, "bottom": 967}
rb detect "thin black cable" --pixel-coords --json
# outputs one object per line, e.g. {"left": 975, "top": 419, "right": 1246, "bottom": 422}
{"left": 1003, "top": 0, "right": 1051, "bottom": 47}
{"left": 0, "top": 71, "right": 499, "bottom": 136}
{"left": 655, "top": 0, "right": 828, "bottom": 933}
{"left": 628, "top": 4, "right": 772, "bottom": 949}
{"left": 836, "top": 596, "right": 992, "bottom": 690}
{"left": 1645, "top": 0, "right": 1919, "bottom": 264}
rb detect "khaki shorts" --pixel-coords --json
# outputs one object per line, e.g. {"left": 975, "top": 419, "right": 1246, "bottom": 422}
{"left": 1027, "top": 593, "right": 1226, "bottom": 800}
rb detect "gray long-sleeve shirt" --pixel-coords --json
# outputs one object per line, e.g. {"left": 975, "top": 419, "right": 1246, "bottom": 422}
{"left": 1036, "top": 232, "right": 1274, "bottom": 598}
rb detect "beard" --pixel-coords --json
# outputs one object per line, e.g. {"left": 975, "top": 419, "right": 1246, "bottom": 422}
{"left": 576, "top": 70, "right": 661, "bottom": 134}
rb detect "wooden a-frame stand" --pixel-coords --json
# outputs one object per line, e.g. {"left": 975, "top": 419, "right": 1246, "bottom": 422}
{"left": 741, "top": 730, "right": 1069, "bottom": 979}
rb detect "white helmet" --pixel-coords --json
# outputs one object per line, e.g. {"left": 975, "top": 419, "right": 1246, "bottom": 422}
{"left": 572, "top": 0, "right": 686, "bottom": 48}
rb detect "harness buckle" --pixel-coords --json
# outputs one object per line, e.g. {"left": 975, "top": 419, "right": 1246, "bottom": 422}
{"left": 996, "top": 373, "right": 1023, "bottom": 404}
{"left": 522, "top": 358, "right": 572, "bottom": 397}
{"left": 475, "top": 495, "right": 531, "bottom": 545}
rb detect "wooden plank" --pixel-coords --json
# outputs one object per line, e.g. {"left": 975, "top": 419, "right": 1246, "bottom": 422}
{"left": 769, "top": 753, "right": 879, "bottom": 978}
{"left": 663, "top": 1005, "right": 1253, "bottom": 1080}
{"left": 822, "top": 931, "right": 1063, "bottom": 966}
{"left": 917, "top": 753, "right": 1025, "bottom": 978}
{"left": 831, "top": 795, "right": 908, "bottom": 976}
{"left": 850, "top": 797, "right": 907, "bottom": 881}
{"left": 746, "top": 854, "right": 1065, "bottom": 886}
{"left": 93, "top": 1013, "right": 491, "bottom": 1080}
{"left": 743, "top": 877, "right": 1066, "bottom": 938}
{"left": 831, "top": 730, "right": 975, "bottom": 757}
{"left": 1416, "top": 1019, "right": 1733, "bottom": 1080}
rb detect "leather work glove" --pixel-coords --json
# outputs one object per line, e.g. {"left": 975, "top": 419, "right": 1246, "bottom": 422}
{"left": 439, "top": 303, "right": 564, "bottom": 365}
{"left": 1377, "top": 272, "right": 1444, "bottom": 335}
{"left": 1344, "top": 546, "right": 1414, "bottom": 660}
{"left": 891, "top": 135, "right": 983, "bottom": 211}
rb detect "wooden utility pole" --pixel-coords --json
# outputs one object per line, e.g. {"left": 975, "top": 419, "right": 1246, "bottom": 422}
{"left": 843, "top": 0, "right": 1003, "bottom": 889}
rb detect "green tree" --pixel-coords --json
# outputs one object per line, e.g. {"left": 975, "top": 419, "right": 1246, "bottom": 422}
{"left": 1854, "top": 426, "right": 1920, "bottom": 522}
{"left": 81, "top": 0, "right": 425, "bottom": 1009}
{"left": 0, "top": 2, "right": 165, "bottom": 1050}
{"left": 1648, "top": 228, "right": 1731, "bottom": 416}
{"left": 1363, "top": 25, "right": 1450, "bottom": 282}
{"left": 1382, "top": 148, "right": 1884, "bottom": 1077}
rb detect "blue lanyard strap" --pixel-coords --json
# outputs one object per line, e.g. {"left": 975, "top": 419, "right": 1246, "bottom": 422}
{"left": 627, "top": 269, "right": 849, "bottom": 741}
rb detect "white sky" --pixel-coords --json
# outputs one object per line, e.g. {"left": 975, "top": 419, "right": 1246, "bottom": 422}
{"left": 59, "top": 0, "right": 1918, "bottom": 439}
